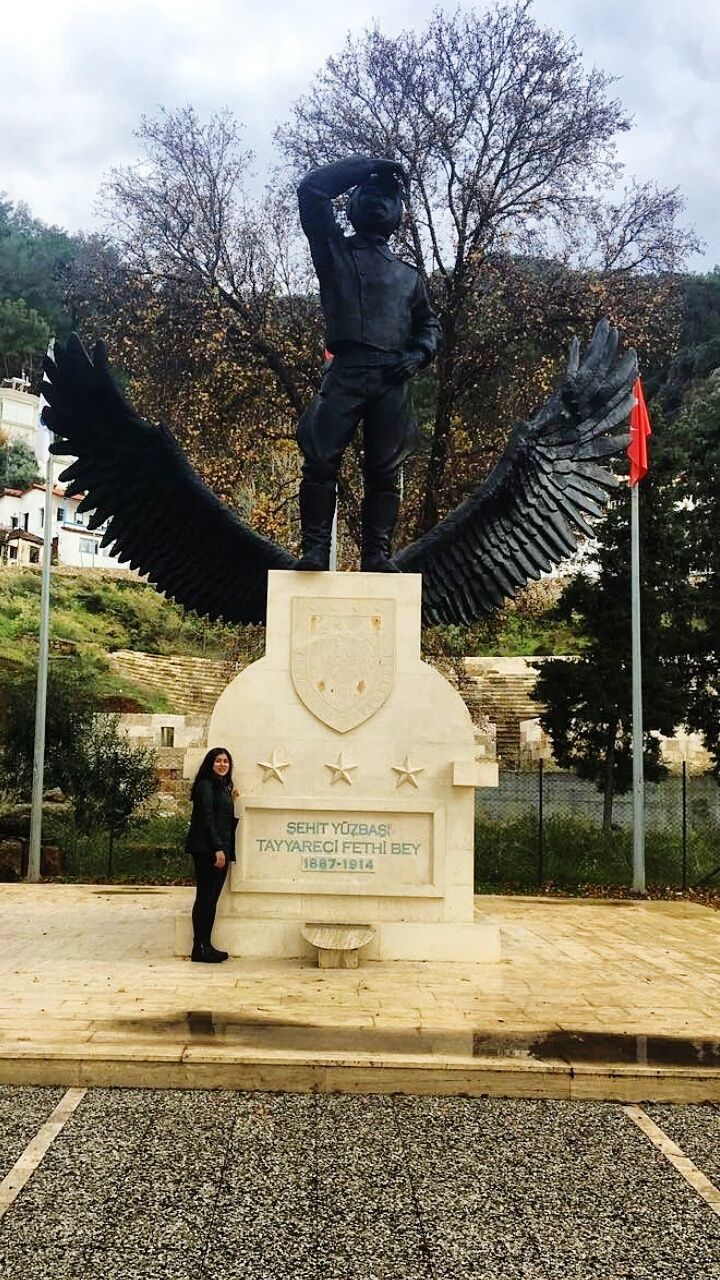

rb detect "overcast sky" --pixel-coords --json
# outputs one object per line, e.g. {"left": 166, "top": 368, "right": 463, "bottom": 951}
{"left": 3, "top": 0, "right": 718, "bottom": 270}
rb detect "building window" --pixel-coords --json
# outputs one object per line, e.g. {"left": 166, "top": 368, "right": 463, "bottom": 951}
{"left": 10, "top": 516, "right": 18, "bottom": 529}
{"left": 57, "top": 507, "right": 65, "bottom": 523}
{"left": 29, "top": 547, "right": 40, "bottom": 565}
{"left": 22, "top": 513, "right": 29, "bottom": 531}
{"left": 160, "top": 726, "right": 175, "bottom": 748}
{"left": 1, "top": 400, "right": 34, "bottom": 426}
{"left": 39, "top": 509, "right": 43, "bottom": 527}
{"left": 8, "top": 545, "right": 17, "bottom": 560}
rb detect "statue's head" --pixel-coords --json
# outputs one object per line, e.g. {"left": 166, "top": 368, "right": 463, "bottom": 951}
{"left": 347, "top": 169, "right": 404, "bottom": 239}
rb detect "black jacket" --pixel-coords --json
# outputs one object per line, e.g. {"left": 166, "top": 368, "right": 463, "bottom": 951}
{"left": 298, "top": 160, "right": 441, "bottom": 364}
{"left": 185, "top": 778, "right": 237, "bottom": 860}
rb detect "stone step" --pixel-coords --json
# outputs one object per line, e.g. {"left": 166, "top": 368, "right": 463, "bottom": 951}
{"left": 456, "top": 658, "right": 549, "bottom": 764}
{"left": 108, "top": 650, "right": 240, "bottom": 715}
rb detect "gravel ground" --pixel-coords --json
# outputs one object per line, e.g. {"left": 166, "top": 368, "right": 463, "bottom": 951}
{"left": 1, "top": 1091, "right": 720, "bottom": 1279}
{"left": 0, "top": 1087, "right": 64, "bottom": 1182}
{"left": 394, "top": 1096, "right": 720, "bottom": 1278}
{"left": 647, "top": 1102, "right": 720, "bottom": 1186}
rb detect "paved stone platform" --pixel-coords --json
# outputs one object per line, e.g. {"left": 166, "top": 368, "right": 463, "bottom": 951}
{"left": 2, "top": 886, "right": 720, "bottom": 1101}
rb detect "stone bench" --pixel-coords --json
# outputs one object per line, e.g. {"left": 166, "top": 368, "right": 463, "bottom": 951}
{"left": 301, "top": 923, "right": 375, "bottom": 969}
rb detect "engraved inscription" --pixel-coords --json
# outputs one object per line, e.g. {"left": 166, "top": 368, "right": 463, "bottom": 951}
{"left": 243, "top": 806, "right": 433, "bottom": 893}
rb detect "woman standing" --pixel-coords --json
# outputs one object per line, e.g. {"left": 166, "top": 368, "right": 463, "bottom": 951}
{"left": 186, "top": 747, "right": 237, "bottom": 963}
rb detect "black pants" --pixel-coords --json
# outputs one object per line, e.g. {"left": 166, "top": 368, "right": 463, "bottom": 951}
{"left": 191, "top": 853, "right": 229, "bottom": 946}
{"left": 297, "top": 353, "right": 419, "bottom": 492}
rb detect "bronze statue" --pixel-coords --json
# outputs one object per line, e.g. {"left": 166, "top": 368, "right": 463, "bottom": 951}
{"left": 40, "top": 153, "right": 638, "bottom": 626}
{"left": 296, "top": 157, "right": 440, "bottom": 571}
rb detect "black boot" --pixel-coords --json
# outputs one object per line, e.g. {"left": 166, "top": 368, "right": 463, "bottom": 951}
{"left": 360, "top": 490, "right": 402, "bottom": 572}
{"left": 191, "top": 941, "right": 228, "bottom": 963}
{"left": 297, "top": 479, "right": 336, "bottom": 571}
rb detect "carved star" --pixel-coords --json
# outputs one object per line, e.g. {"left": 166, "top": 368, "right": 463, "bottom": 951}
{"left": 392, "top": 756, "right": 425, "bottom": 788}
{"left": 257, "top": 751, "right": 290, "bottom": 783}
{"left": 325, "top": 753, "right": 358, "bottom": 785}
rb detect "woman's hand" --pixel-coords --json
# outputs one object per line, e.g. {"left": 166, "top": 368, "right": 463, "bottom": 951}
{"left": 232, "top": 787, "right": 239, "bottom": 800}
{"left": 214, "top": 850, "right": 226, "bottom": 869}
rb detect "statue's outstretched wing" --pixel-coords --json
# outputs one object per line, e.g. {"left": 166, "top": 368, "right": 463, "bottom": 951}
{"left": 42, "top": 334, "right": 298, "bottom": 624}
{"left": 395, "top": 320, "right": 637, "bottom": 624}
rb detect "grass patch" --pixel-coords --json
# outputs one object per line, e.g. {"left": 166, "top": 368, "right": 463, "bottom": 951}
{"left": 486, "top": 609, "right": 585, "bottom": 657}
{"left": 0, "top": 568, "right": 243, "bottom": 661}
{"left": 0, "top": 567, "right": 264, "bottom": 711}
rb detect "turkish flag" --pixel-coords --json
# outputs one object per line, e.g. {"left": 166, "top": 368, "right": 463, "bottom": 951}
{"left": 628, "top": 377, "right": 651, "bottom": 486}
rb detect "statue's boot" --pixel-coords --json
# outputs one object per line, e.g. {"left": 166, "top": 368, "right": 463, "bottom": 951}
{"left": 297, "top": 479, "right": 336, "bottom": 571}
{"left": 360, "top": 490, "right": 402, "bottom": 572}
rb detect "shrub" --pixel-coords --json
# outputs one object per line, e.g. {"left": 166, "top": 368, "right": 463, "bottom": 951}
{"left": 474, "top": 811, "right": 720, "bottom": 891}
{"left": 55, "top": 810, "right": 191, "bottom": 883}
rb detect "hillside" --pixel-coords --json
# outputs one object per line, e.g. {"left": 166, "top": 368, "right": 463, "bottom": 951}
{"left": 0, "top": 567, "right": 261, "bottom": 712}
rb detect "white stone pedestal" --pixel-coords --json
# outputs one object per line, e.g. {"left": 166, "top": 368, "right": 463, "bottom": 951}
{"left": 176, "top": 571, "right": 500, "bottom": 963}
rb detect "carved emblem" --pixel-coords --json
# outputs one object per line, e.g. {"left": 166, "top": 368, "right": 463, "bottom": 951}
{"left": 291, "top": 597, "right": 396, "bottom": 733}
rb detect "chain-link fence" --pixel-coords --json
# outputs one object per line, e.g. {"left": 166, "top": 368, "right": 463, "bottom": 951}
{"left": 475, "top": 761, "right": 720, "bottom": 891}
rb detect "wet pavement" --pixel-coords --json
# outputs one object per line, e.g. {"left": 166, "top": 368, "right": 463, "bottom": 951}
{"left": 105, "top": 1013, "right": 720, "bottom": 1070}
{"left": 4, "top": 887, "right": 720, "bottom": 1100}
{"left": 1, "top": 1088, "right": 720, "bottom": 1278}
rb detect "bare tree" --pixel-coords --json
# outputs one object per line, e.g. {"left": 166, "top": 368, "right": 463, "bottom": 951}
{"left": 583, "top": 181, "right": 697, "bottom": 275}
{"left": 101, "top": 106, "right": 315, "bottom": 416}
{"left": 276, "top": 2, "right": 699, "bottom": 532}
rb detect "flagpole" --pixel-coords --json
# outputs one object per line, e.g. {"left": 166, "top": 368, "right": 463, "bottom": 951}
{"left": 329, "top": 487, "right": 338, "bottom": 571}
{"left": 630, "top": 479, "right": 645, "bottom": 893}
{"left": 27, "top": 347, "right": 55, "bottom": 883}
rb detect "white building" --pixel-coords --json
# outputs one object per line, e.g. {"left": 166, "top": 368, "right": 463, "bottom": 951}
{"left": 0, "top": 379, "right": 37, "bottom": 455}
{"left": 0, "top": 377, "right": 129, "bottom": 570}
{"left": 0, "top": 377, "right": 74, "bottom": 489}
{"left": 0, "top": 482, "right": 126, "bottom": 569}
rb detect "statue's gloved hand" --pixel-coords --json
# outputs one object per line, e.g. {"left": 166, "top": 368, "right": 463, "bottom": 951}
{"left": 385, "top": 350, "right": 424, "bottom": 384}
{"left": 369, "top": 157, "right": 409, "bottom": 191}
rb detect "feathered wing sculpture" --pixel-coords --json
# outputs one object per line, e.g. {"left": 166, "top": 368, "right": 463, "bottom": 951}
{"left": 41, "top": 335, "right": 298, "bottom": 624}
{"left": 42, "top": 320, "right": 636, "bottom": 627}
{"left": 395, "top": 319, "right": 638, "bottom": 624}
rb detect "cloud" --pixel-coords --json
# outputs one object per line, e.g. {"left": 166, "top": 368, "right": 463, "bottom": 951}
{"left": 2, "top": 0, "right": 717, "bottom": 268}
{"left": 538, "top": 0, "right": 720, "bottom": 267}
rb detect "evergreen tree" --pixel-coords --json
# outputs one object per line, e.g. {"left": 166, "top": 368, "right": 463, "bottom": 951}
{"left": 0, "top": 298, "right": 50, "bottom": 378}
{"left": 0, "top": 439, "right": 41, "bottom": 490}
{"left": 534, "top": 416, "right": 692, "bottom": 828}
{"left": 0, "top": 198, "right": 105, "bottom": 383}
{"left": 0, "top": 201, "right": 77, "bottom": 336}
{"left": 0, "top": 659, "right": 101, "bottom": 797}
{"left": 679, "top": 372, "right": 720, "bottom": 771}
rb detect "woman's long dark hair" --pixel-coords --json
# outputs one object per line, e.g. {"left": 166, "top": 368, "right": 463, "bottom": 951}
{"left": 191, "top": 747, "right": 234, "bottom": 800}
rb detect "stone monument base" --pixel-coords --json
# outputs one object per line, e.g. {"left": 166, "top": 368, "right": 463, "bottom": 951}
{"left": 174, "top": 914, "right": 500, "bottom": 963}
{"left": 177, "top": 570, "right": 500, "bottom": 965}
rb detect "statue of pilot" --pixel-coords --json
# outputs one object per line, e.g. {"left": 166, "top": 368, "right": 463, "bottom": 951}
{"left": 296, "top": 156, "right": 441, "bottom": 571}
